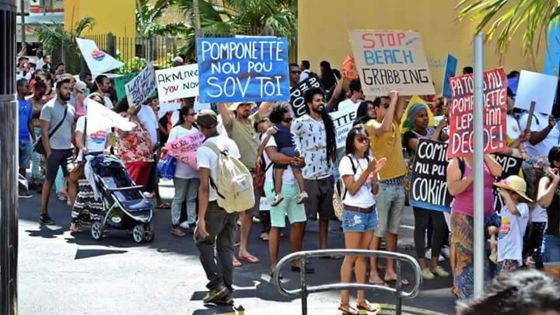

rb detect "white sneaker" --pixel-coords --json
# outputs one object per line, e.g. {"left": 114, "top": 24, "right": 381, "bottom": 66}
{"left": 421, "top": 268, "right": 435, "bottom": 280}
{"left": 425, "top": 248, "right": 445, "bottom": 262}
{"left": 179, "top": 221, "right": 191, "bottom": 229}
{"left": 296, "top": 191, "right": 308, "bottom": 204}
{"left": 271, "top": 193, "right": 284, "bottom": 207}
{"left": 441, "top": 246, "right": 450, "bottom": 259}
{"left": 431, "top": 266, "right": 450, "bottom": 277}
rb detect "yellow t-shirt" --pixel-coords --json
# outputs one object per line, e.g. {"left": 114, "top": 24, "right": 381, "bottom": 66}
{"left": 224, "top": 112, "right": 260, "bottom": 170}
{"left": 366, "top": 119, "right": 407, "bottom": 180}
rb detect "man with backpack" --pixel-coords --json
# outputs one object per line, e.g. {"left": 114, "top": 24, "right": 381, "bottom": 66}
{"left": 195, "top": 109, "right": 253, "bottom": 305}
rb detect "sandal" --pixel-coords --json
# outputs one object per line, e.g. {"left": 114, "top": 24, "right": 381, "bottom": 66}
{"left": 233, "top": 257, "right": 242, "bottom": 268}
{"left": 69, "top": 222, "right": 81, "bottom": 233}
{"left": 357, "top": 300, "right": 380, "bottom": 313}
{"left": 238, "top": 254, "right": 260, "bottom": 264}
{"left": 338, "top": 304, "right": 358, "bottom": 315}
{"left": 157, "top": 202, "right": 171, "bottom": 209}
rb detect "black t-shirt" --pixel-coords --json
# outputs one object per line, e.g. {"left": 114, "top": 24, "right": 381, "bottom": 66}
{"left": 402, "top": 128, "right": 436, "bottom": 158}
{"left": 546, "top": 190, "right": 560, "bottom": 237}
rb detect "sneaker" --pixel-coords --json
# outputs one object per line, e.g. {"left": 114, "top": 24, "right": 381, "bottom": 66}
{"left": 270, "top": 193, "right": 284, "bottom": 207}
{"left": 441, "top": 246, "right": 450, "bottom": 259}
{"left": 40, "top": 214, "right": 56, "bottom": 225}
{"left": 259, "top": 232, "right": 269, "bottom": 241}
{"left": 431, "top": 265, "right": 450, "bottom": 277}
{"left": 216, "top": 288, "right": 234, "bottom": 305}
{"left": 296, "top": 191, "right": 308, "bottom": 204}
{"left": 179, "top": 221, "right": 191, "bottom": 229}
{"left": 143, "top": 192, "right": 155, "bottom": 198}
{"left": 421, "top": 267, "right": 435, "bottom": 280}
{"left": 425, "top": 248, "right": 445, "bottom": 262}
{"left": 18, "top": 189, "right": 33, "bottom": 199}
{"left": 170, "top": 227, "right": 186, "bottom": 237}
{"left": 203, "top": 286, "right": 229, "bottom": 304}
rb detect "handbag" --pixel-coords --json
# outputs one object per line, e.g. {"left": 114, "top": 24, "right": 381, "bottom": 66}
{"left": 34, "top": 105, "right": 68, "bottom": 155}
{"left": 255, "top": 155, "right": 273, "bottom": 197}
{"left": 157, "top": 153, "right": 176, "bottom": 180}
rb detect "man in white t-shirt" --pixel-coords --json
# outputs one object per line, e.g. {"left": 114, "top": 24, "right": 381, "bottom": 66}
{"left": 195, "top": 110, "right": 240, "bottom": 305}
{"left": 337, "top": 78, "right": 364, "bottom": 111}
{"left": 518, "top": 112, "right": 559, "bottom": 158}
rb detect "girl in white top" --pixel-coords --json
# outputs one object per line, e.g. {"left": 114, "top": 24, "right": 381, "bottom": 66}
{"left": 166, "top": 106, "right": 200, "bottom": 237}
{"left": 338, "top": 125, "right": 386, "bottom": 315}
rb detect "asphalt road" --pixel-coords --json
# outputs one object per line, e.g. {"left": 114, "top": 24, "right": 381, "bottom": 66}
{"left": 18, "top": 180, "right": 456, "bottom": 314}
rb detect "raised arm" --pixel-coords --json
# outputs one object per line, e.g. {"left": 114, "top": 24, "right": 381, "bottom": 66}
{"left": 371, "top": 90, "right": 398, "bottom": 136}
{"left": 326, "top": 79, "right": 344, "bottom": 111}
{"left": 484, "top": 154, "right": 503, "bottom": 177}
{"left": 217, "top": 103, "right": 233, "bottom": 128}
{"left": 537, "top": 169, "right": 560, "bottom": 208}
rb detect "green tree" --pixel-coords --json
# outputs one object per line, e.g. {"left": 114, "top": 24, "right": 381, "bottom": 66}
{"left": 136, "top": 0, "right": 191, "bottom": 38}
{"left": 36, "top": 16, "right": 95, "bottom": 73}
{"left": 458, "top": 0, "right": 560, "bottom": 57}
{"left": 175, "top": 0, "right": 297, "bottom": 59}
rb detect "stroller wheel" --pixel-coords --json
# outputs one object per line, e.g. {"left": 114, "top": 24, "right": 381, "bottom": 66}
{"left": 144, "top": 224, "right": 154, "bottom": 242}
{"left": 91, "top": 222, "right": 104, "bottom": 240}
{"left": 132, "top": 224, "right": 145, "bottom": 244}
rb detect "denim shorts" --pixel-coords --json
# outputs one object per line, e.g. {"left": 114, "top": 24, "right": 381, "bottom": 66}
{"left": 18, "top": 141, "right": 33, "bottom": 169}
{"left": 543, "top": 234, "right": 560, "bottom": 263}
{"left": 342, "top": 208, "right": 378, "bottom": 233}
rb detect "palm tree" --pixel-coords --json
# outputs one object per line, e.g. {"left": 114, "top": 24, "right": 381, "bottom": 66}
{"left": 36, "top": 16, "right": 95, "bottom": 73}
{"left": 136, "top": 0, "right": 191, "bottom": 38}
{"left": 175, "top": 0, "right": 297, "bottom": 59}
{"left": 458, "top": 0, "right": 560, "bottom": 57}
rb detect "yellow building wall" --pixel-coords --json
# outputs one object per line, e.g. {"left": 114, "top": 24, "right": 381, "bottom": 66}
{"left": 65, "top": 0, "right": 136, "bottom": 59}
{"left": 298, "top": 0, "right": 544, "bottom": 93}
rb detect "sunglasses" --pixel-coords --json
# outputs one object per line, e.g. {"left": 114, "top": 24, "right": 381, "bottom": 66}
{"left": 356, "top": 136, "right": 369, "bottom": 143}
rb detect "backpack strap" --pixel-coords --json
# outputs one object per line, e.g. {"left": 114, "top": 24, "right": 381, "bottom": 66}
{"left": 458, "top": 157, "right": 465, "bottom": 179}
{"left": 342, "top": 154, "right": 357, "bottom": 200}
{"left": 201, "top": 140, "right": 225, "bottom": 199}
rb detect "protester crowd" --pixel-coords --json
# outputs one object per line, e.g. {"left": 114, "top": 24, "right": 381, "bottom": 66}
{"left": 16, "top": 54, "right": 560, "bottom": 313}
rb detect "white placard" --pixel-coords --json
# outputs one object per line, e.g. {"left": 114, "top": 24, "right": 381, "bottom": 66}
{"left": 125, "top": 63, "right": 156, "bottom": 107}
{"left": 155, "top": 64, "right": 199, "bottom": 102}
{"left": 515, "top": 70, "right": 559, "bottom": 114}
{"left": 329, "top": 102, "right": 360, "bottom": 149}
{"left": 158, "top": 100, "right": 182, "bottom": 118}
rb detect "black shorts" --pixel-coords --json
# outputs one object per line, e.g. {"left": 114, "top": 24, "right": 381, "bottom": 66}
{"left": 46, "top": 149, "right": 73, "bottom": 182}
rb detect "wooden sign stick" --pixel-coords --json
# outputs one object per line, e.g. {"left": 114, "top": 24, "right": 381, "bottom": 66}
{"left": 525, "top": 101, "right": 536, "bottom": 132}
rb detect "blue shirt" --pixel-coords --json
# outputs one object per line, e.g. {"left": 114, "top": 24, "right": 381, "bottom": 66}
{"left": 18, "top": 99, "right": 33, "bottom": 142}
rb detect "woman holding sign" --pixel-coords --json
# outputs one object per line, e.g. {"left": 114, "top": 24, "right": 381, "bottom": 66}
{"left": 447, "top": 154, "right": 502, "bottom": 300}
{"left": 338, "top": 125, "right": 386, "bottom": 315}
{"left": 402, "top": 103, "right": 449, "bottom": 280}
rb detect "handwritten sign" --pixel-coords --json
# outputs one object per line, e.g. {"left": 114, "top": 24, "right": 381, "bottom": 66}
{"left": 349, "top": 30, "right": 435, "bottom": 97}
{"left": 447, "top": 68, "right": 507, "bottom": 158}
{"left": 155, "top": 64, "right": 199, "bottom": 102}
{"left": 196, "top": 37, "right": 290, "bottom": 103}
{"left": 410, "top": 139, "right": 452, "bottom": 212}
{"left": 492, "top": 154, "right": 524, "bottom": 212}
{"left": 125, "top": 63, "right": 156, "bottom": 107}
{"left": 290, "top": 76, "right": 322, "bottom": 118}
{"left": 442, "top": 54, "right": 458, "bottom": 98}
{"left": 164, "top": 132, "right": 205, "bottom": 169}
{"left": 330, "top": 101, "right": 360, "bottom": 149}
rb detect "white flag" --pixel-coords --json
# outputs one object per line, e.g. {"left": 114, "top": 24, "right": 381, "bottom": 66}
{"left": 86, "top": 99, "right": 136, "bottom": 132}
{"left": 76, "top": 38, "right": 124, "bottom": 75}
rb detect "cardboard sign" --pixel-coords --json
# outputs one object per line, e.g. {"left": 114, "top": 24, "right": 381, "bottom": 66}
{"left": 447, "top": 68, "right": 508, "bottom": 158}
{"left": 492, "top": 154, "right": 524, "bottom": 212}
{"left": 515, "top": 70, "right": 559, "bottom": 115}
{"left": 442, "top": 54, "right": 458, "bottom": 98}
{"left": 409, "top": 139, "right": 452, "bottom": 212}
{"left": 349, "top": 30, "right": 435, "bottom": 97}
{"left": 164, "top": 131, "right": 205, "bottom": 169}
{"left": 125, "top": 63, "right": 157, "bottom": 107}
{"left": 114, "top": 73, "right": 137, "bottom": 102}
{"left": 330, "top": 101, "right": 360, "bottom": 149}
{"left": 197, "top": 37, "right": 290, "bottom": 103}
{"left": 290, "top": 76, "right": 322, "bottom": 118}
{"left": 155, "top": 64, "right": 199, "bottom": 102}
{"left": 342, "top": 55, "right": 359, "bottom": 80}
{"left": 76, "top": 38, "right": 124, "bottom": 75}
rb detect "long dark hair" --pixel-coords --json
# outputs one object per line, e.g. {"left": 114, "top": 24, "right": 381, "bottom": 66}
{"left": 91, "top": 75, "right": 108, "bottom": 93}
{"left": 304, "top": 88, "right": 337, "bottom": 165}
{"left": 345, "top": 125, "right": 369, "bottom": 158}
{"left": 319, "top": 61, "right": 337, "bottom": 91}
{"left": 174, "top": 106, "right": 197, "bottom": 128}
{"left": 354, "top": 100, "right": 374, "bottom": 126}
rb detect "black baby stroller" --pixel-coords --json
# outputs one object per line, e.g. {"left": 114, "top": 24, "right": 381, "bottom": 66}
{"left": 88, "top": 155, "right": 154, "bottom": 243}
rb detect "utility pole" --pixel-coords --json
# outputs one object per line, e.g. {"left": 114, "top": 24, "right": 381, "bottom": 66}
{"left": 20, "top": 0, "right": 25, "bottom": 54}
{"left": 0, "top": 0, "right": 19, "bottom": 314}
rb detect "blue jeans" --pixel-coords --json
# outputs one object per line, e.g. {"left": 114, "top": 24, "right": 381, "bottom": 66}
{"left": 342, "top": 208, "right": 378, "bottom": 232}
{"left": 543, "top": 234, "right": 560, "bottom": 263}
{"left": 31, "top": 127, "right": 43, "bottom": 180}
{"left": 171, "top": 178, "right": 199, "bottom": 226}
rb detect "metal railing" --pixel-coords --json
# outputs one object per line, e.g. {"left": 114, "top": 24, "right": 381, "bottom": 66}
{"left": 271, "top": 249, "right": 422, "bottom": 315}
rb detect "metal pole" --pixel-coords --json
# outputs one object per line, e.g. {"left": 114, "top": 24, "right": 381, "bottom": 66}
{"left": 0, "top": 0, "right": 19, "bottom": 314}
{"left": 300, "top": 256, "right": 308, "bottom": 315}
{"left": 473, "top": 32, "right": 485, "bottom": 298}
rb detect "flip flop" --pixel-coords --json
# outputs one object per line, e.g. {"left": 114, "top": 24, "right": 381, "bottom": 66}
{"left": 157, "top": 202, "right": 171, "bottom": 209}
{"left": 385, "top": 277, "right": 409, "bottom": 286}
{"left": 238, "top": 254, "right": 260, "bottom": 264}
{"left": 357, "top": 301, "right": 381, "bottom": 313}
{"left": 337, "top": 304, "right": 358, "bottom": 315}
{"left": 368, "top": 277, "right": 388, "bottom": 286}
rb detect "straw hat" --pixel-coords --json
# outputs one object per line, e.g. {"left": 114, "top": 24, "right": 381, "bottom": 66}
{"left": 494, "top": 175, "right": 533, "bottom": 203}
{"left": 229, "top": 102, "right": 256, "bottom": 111}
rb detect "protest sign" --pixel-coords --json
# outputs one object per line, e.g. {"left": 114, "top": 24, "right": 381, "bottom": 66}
{"left": 164, "top": 131, "right": 205, "bottom": 169}
{"left": 125, "top": 63, "right": 157, "bottom": 107}
{"left": 155, "top": 64, "right": 199, "bottom": 102}
{"left": 447, "top": 68, "right": 507, "bottom": 159}
{"left": 492, "top": 154, "right": 524, "bottom": 212}
{"left": 409, "top": 139, "right": 452, "bottom": 212}
{"left": 114, "top": 73, "right": 137, "bottom": 101}
{"left": 197, "top": 37, "right": 290, "bottom": 103}
{"left": 330, "top": 102, "right": 360, "bottom": 149}
{"left": 515, "top": 70, "right": 558, "bottom": 115}
{"left": 76, "top": 38, "right": 124, "bottom": 75}
{"left": 158, "top": 99, "right": 182, "bottom": 119}
{"left": 349, "top": 30, "right": 435, "bottom": 97}
{"left": 442, "top": 54, "right": 458, "bottom": 98}
{"left": 399, "top": 95, "right": 436, "bottom": 133}
{"left": 342, "top": 55, "right": 359, "bottom": 80}
{"left": 290, "top": 76, "right": 322, "bottom": 118}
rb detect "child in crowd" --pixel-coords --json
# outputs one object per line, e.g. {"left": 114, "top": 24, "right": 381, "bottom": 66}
{"left": 259, "top": 115, "right": 308, "bottom": 206}
{"left": 489, "top": 175, "right": 532, "bottom": 274}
